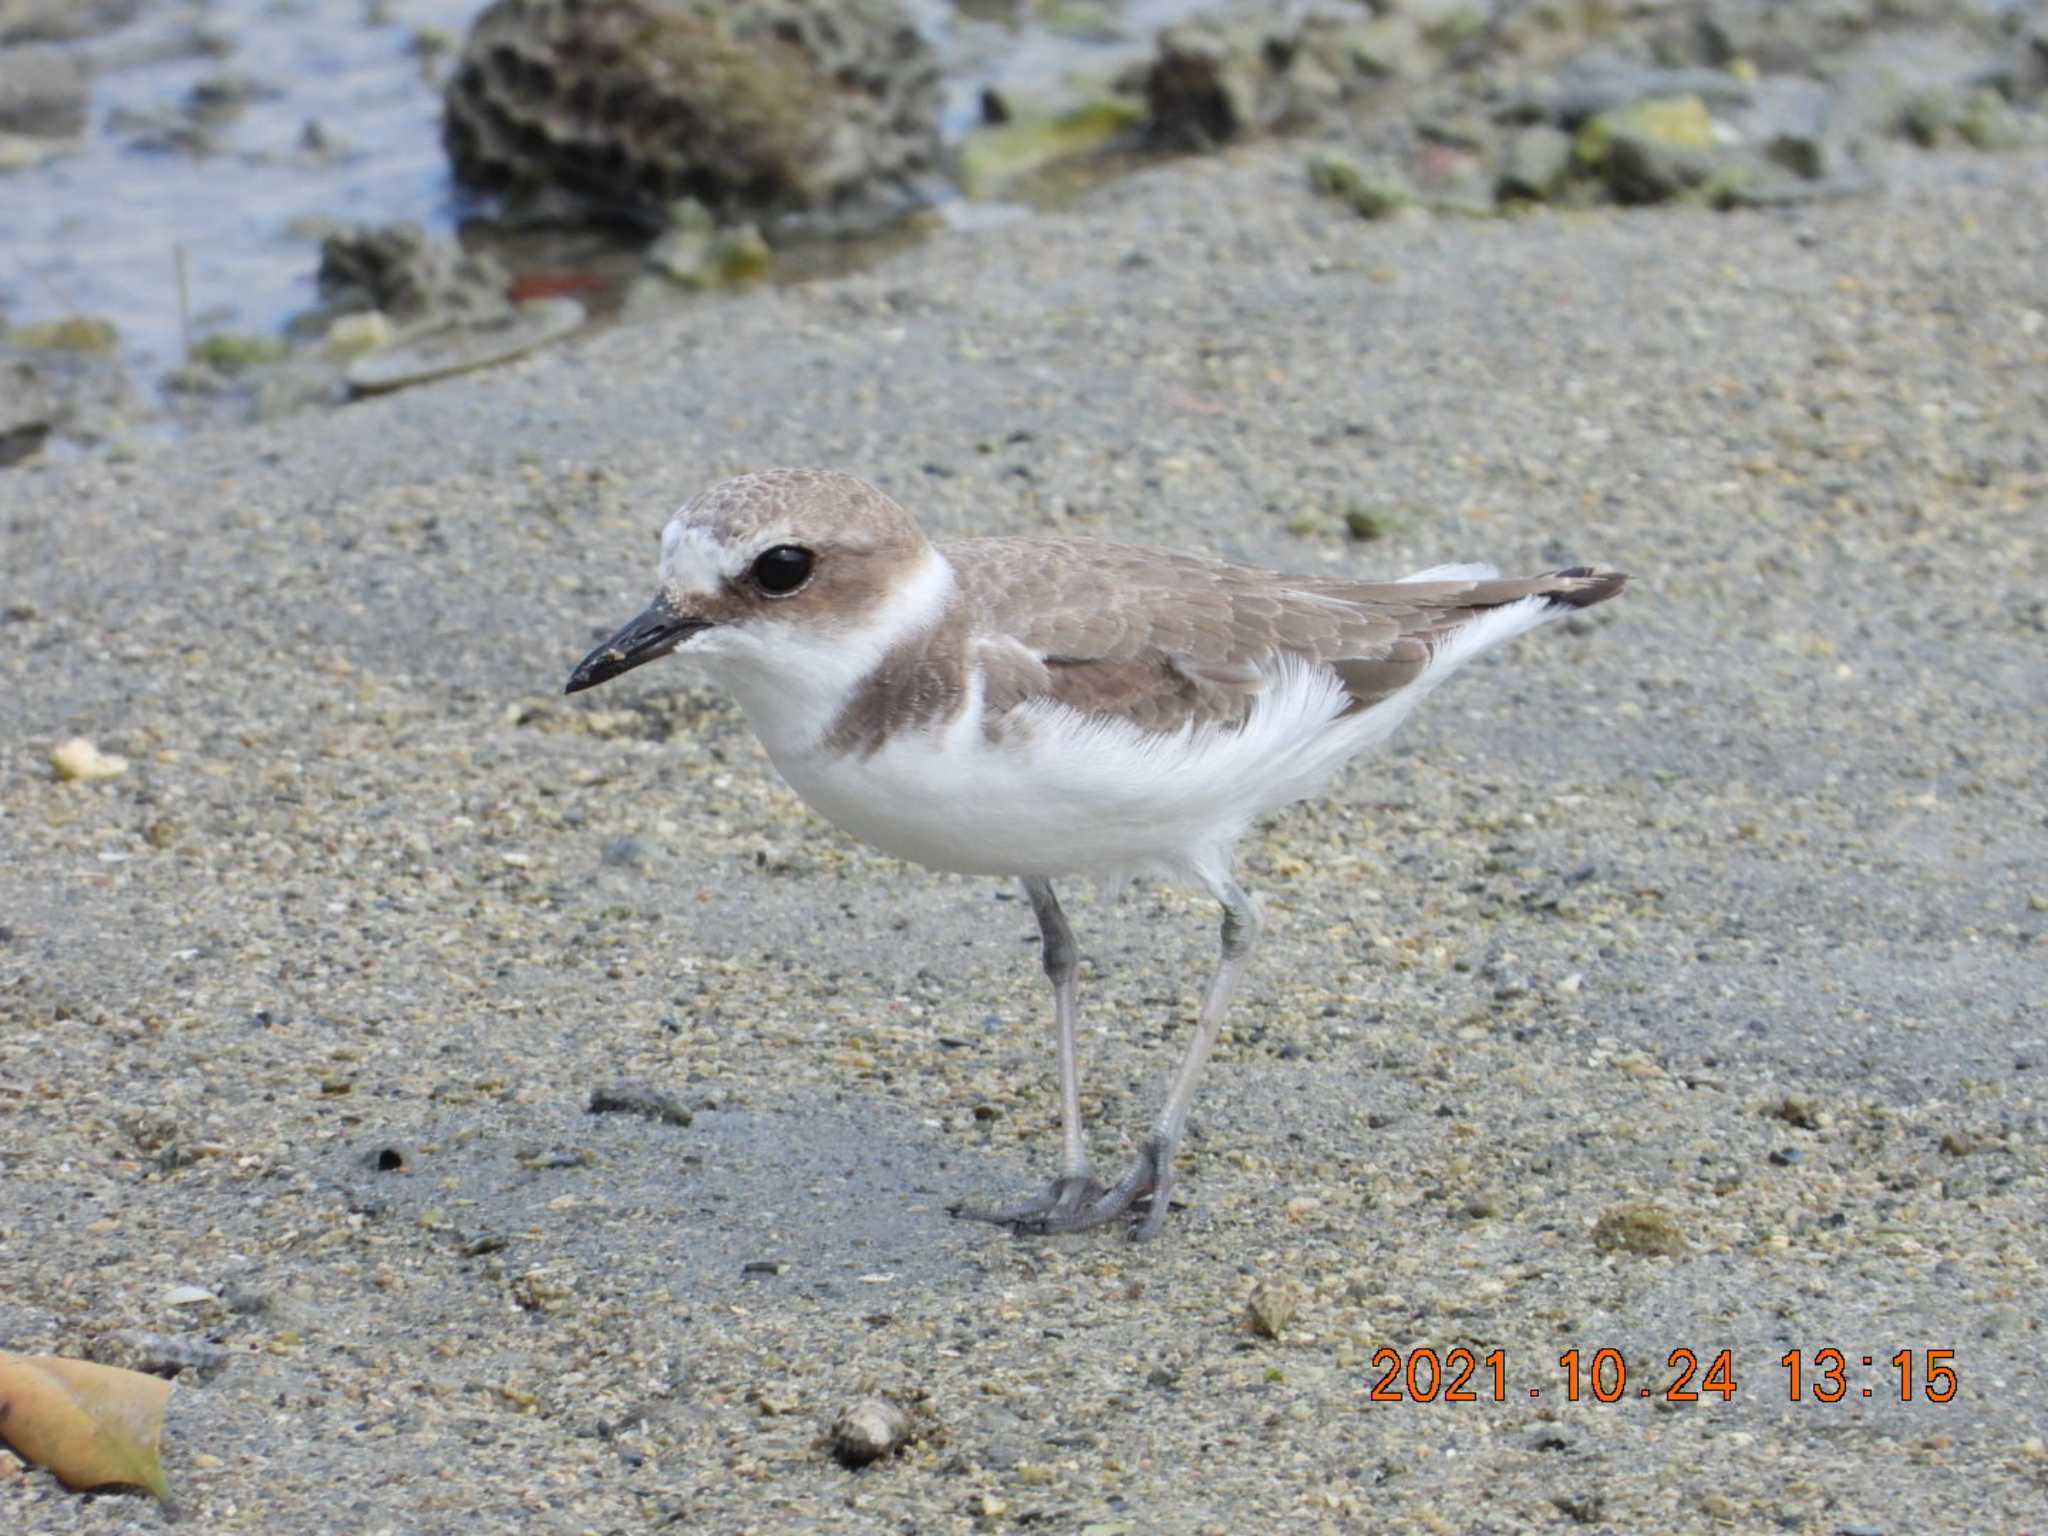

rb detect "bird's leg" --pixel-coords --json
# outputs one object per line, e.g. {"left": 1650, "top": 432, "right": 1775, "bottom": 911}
{"left": 950, "top": 878, "right": 1103, "bottom": 1225}
{"left": 1039, "top": 874, "right": 1260, "bottom": 1240}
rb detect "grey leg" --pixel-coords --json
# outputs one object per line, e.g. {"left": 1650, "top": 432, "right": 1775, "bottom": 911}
{"left": 1025, "top": 876, "right": 1093, "bottom": 1188}
{"left": 950, "top": 878, "right": 1104, "bottom": 1226}
{"left": 1039, "top": 873, "right": 1260, "bottom": 1240}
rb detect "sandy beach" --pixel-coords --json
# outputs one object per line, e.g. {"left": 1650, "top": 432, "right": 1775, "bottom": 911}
{"left": 3, "top": 136, "right": 2045, "bottom": 1532}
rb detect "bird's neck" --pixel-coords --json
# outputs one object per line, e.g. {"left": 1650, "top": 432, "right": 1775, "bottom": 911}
{"left": 720, "top": 545, "right": 962, "bottom": 761}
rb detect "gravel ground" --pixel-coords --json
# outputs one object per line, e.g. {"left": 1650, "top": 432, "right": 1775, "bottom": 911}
{"left": 2, "top": 140, "right": 2044, "bottom": 1534}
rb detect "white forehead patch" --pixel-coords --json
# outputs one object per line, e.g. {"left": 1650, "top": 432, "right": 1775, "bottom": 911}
{"left": 658, "top": 521, "right": 729, "bottom": 596}
{"left": 659, "top": 514, "right": 806, "bottom": 597}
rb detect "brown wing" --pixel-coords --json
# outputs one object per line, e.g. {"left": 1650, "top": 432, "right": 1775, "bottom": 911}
{"left": 943, "top": 537, "right": 1623, "bottom": 735}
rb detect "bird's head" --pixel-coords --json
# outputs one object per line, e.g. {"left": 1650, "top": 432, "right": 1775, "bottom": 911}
{"left": 565, "top": 468, "right": 937, "bottom": 696}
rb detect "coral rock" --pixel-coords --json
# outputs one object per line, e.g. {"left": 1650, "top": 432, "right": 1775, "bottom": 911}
{"left": 443, "top": 0, "right": 941, "bottom": 228}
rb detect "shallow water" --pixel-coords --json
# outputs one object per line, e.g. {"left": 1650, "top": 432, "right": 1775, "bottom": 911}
{"left": 5, "top": 0, "right": 487, "bottom": 379}
{"left": 2, "top": 0, "right": 1209, "bottom": 396}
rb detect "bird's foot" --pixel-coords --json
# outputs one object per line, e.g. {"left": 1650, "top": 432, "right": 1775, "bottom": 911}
{"left": 949, "top": 1173, "right": 1103, "bottom": 1228}
{"left": 957, "top": 1137, "right": 1179, "bottom": 1241}
{"left": 1044, "top": 1136, "right": 1176, "bottom": 1240}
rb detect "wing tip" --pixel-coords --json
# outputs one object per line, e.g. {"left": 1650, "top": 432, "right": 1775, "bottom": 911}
{"left": 1543, "top": 567, "right": 1628, "bottom": 611}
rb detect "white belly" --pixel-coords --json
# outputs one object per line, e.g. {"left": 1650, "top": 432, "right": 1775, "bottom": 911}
{"left": 760, "top": 657, "right": 1373, "bottom": 884}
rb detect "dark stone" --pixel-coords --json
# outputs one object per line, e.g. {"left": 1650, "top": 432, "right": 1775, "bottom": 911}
{"left": 587, "top": 1081, "right": 694, "bottom": 1126}
{"left": 0, "top": 42, "right": 88, "bottom": 137}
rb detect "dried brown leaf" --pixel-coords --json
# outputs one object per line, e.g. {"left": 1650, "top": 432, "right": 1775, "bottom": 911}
{"left": 0, "top": 1352, "right": 173, "bottom": 1501}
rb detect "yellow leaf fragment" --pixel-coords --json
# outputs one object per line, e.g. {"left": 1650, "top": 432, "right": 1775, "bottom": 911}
{"left": 0, "top": 1352, "right": 173, "bottom": 1501}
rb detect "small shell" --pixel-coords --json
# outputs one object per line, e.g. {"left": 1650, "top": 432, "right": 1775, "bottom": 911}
{"left": 1246, "top": 1278, "right": 1303, "bottom": 1339}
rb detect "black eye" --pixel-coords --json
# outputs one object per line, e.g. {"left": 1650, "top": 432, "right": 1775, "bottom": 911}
{"left": 750, "top": 544, "right": 814, "bottom": 596}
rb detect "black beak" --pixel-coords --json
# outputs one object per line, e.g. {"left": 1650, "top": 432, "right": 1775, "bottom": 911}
{"left": 565, "top": 599, "right": 707, "bottom": 694}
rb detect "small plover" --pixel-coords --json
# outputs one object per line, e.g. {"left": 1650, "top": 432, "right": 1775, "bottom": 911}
{"left": 566, "top": 469, "right": 1625, "bottom": 1239}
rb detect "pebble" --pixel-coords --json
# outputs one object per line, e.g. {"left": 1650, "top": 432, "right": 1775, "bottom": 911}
{"left": 88, "top": 1329, "right": 232, "bottom": 1379}
{"left": 830, "top": 1396, "right": 914, "bottom": 1467}
{"left": 49, "top": 735, "right": 128, "bottom": 780}
{"left": 587, "top": 1083, "right": 694, "bottom": 1126}
{"left": 1591, "top": 1205, "right": 1689, "bottom": 1258}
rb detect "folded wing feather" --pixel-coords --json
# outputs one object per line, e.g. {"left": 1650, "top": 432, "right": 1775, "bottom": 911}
{"left": 945, "top": 539, "right": 1622, "bottom": 736}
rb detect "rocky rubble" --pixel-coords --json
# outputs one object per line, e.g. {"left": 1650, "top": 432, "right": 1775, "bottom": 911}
{"left": 314, "top": 222, "right": 515, "bottom": 328}
{"left": 1142, "top": 8, "right": 1451, "bottom": 150}
{"left": 153, "top": 223, "right": 582, "bottom": 430}
{"left": 1137, "top": 0, "right": 2048, "bottom": 219}
{"left": 7, "top": 0, "right": 2045, "bottom": 467}
{"left": 289, "top": 222, "right": 597, "bottom": 400}
{"left": 0, "top": 316, "right": 131, "bottom": 464}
